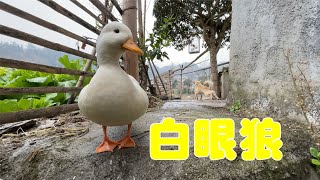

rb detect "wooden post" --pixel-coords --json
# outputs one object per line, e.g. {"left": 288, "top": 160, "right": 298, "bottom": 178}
{"left": 139, "top": 0, "right": 154, "bottom": 94}
{"left": 110, "top": 0, "right": 123, "bottom": 15}
{"left": 138, "top": 0, "right": 143, "bottom": 39}
{"left": 89, "top": 0, "right": 117, "bottom": 21}
{"left": 0, "top": 58, "right": 94, "bottom": 77}
{"left": 151, "top": 60, "right": 167, "bottom": 95}
{"left": 102, "top": 0, "right": 109, "bottom": 23}
{"left": 0, "top": 104, "right": 79, "bottom": 125}
{"left": 70, "top": 0, "right": 105, "bottom": 25}
{"left": 143, "top": 0, "right": 146, "bottom": 38}
{"left": 0, "top": 25, "right": 96, "bottom": 61}
{"left": 221, "top": 68, "right": 229, "bottom": 100}
{"left": 0, "top": 87, "right": 82, "bottom": 95}
{"left": 0, "top": 2, "right": 96, "bottom": 47}
{"left": 142, "top": 60, "right": 151, "bottom": 88}
{"left": 180, "top": 65, "right": 183, "bottom": 98}
{"left": 137, "top": 0, "right": 148, "bottom": 90}
{"left": 68, "top": 49, "right": 96, "bottom": 104}
{"left": 148, "top": 60, "right": 161, "bottom": 96}
{"left": 122, "top": 0, "right": 139, "bottom": 80}
{"left": 168, "top": 70, "right": 172, "bottom": 100}
{"left": 38, "top": 0, "right": 101, "bottom": 34}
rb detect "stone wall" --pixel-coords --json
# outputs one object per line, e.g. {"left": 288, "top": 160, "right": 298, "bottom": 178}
{"left": 229, "top": 0, "right": 320, "bottom": 123}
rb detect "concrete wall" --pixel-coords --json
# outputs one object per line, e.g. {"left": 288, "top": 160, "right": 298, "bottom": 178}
{"left": 229, "top": 0, "right": 320, "bottom": 123}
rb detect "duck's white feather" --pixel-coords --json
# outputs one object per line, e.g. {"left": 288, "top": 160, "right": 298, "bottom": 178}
{"left": 78, "top": 65, "right": 148, "bottom": 126}
{"left": 78, "top": 22, "right": 148, "bottom": 126}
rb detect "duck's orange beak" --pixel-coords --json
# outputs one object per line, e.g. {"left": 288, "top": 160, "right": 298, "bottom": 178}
{"left": 122, "top": 38, "right": 144, "bottom": 55}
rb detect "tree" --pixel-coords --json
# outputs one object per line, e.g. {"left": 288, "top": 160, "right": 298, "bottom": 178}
{"left": 142, "top": 16, "right": 174, "bottom": 62}
{"left": 183, "top": 78, "right": 192, "bottom": 88}
{"left": 184, "top": 78, "right": 192, "bottom": 94}
{"left": 153, "top": 0, "right": 232, "bottom": 96}
{"left": 197, "top": 73, "right": 210, "bottom": 82}
{"left": 139, "top": 16, "right": 174, "bottom": 93}
{"left": 172, "top": 79, "right": 178, "bottom": 88}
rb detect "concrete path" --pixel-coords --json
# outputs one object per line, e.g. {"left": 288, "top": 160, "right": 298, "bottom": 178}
{"left": 0, "top": 100, "right": 318, "bottom": 180}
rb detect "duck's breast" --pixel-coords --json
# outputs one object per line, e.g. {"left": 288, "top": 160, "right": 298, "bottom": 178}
{"left": 78, "top": 66, "right": 148, "bottom": 126}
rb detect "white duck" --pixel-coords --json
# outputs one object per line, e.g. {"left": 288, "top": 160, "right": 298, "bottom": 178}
{"left": 78, "top": 22, "right": 148, "bottom": 153}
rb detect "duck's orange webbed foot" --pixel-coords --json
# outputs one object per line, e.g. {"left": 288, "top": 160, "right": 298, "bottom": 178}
{"left": 96, "top": 139, "right": 119, "bottom": 153}
{"left": 117, "top": 123, "right": 136, "bottom": 149}
{"left": 96, "top": 126, "right": 119, "bottom": 153}
{"left": 117, "top": 135, "right": 136, "bottom": 149}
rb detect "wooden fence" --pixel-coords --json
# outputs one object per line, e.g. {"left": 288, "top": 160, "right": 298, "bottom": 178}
{"left": 150, "top": 49, "right": 229, "bottom": 100}
{"left": 0, "top": 0, "right": 120, "bottom": 124}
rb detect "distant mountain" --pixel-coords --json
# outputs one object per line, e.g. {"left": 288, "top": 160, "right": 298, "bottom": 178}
{"left": 0, "top": 42, "right": 80, "bottom": 67}
{"left": 149, "top": 63, "right": 175, "bottom": 76}
{"left": 148, "top": 61, "right": 204, "bottom": 80}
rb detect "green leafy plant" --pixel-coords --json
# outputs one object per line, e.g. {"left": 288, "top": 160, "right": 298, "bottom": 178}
{"left": 0, "top": 55, "right": 96, "bottom": 113}
{"left": 310, "top": 147, "right": 320, "bottom": 169}
{"left": 142, "top": 16, "right": 175, "bottom": 62}
{"left": 229, "top": 100, "right": 241, "bottom": 112}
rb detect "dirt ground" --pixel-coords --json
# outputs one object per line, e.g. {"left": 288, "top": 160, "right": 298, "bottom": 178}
{"left": 0, "top": 99, "right": 319, "bottom": 180}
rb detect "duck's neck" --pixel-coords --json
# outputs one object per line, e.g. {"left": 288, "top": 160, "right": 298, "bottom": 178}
{"left": 98, "top": 54, "right": 122, "bottom": 67}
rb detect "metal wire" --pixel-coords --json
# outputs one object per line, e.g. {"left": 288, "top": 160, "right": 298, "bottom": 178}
{"left": 172, "top": 62, "right": 229, "bottom": 76}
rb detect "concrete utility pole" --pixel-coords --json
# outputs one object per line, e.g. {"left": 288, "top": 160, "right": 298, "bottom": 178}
{"left": 122, "top": 0, "right": 139, "bottom": 80}
{"left": 180, "top": 65, "right": 183, "bottom": 98}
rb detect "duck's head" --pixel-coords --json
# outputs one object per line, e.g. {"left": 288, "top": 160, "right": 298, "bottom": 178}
{"left": 96, "top": 22, "right": 143, "bottom": 65}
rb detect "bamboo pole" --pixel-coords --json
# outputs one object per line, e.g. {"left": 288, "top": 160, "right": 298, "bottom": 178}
{"left": 100, "top": 0, "right": 109, "bottom": 24}
{"left": 173, "top": 62, "right": 229, "bottom": 76}
{"left": 0, "top": 104, "right": 79, "bottom": 125}
{"left": 141, "top": 60, "right": 152, "bottom": 89}
{"left": 148, "top": 60, "right": 161, "bottom": 96}
{"left": 70, "top": 0, "right": 106, "bottom": 26}
{"left": 110, "top": 0, "right": 123, "bottom": 15}
{"left": 138, "top": 0, "right": 143, "bottom": 39}
{"left": 38, "top": 0, "right": 101, "bottom": 34}
{"left": 0, "top": 58, "right": 94, "bottom": 77}
{"left": 89, "top": 0, "right": 118, "bottom": 21}
{"left": 0, "top": 2, "right": 96, "bottom": 47}
{"left": 180, "top": 65, "right": 183, "bottom": 98}
{"left": 68, "top": 48, "right": 96, "bottom": 104}
{"left": 151, "top": 60, "right": 167, "bottom": 95}
{"left": 137, "top": 0, "right": 150, "bottom": 90}
{"left": 141, "top": 0, "right": 154, "bottom": 94}
{"left": 143, "top": 0, "right": 146, "bottom": 38}
{"left": 0, "top": 25, "right": 97, "bottom": 61}
{"left": 171, "top": 48, "right": 209, "bottom": 74}
{"left": 106, "top": 0, "right": 113, "bottom": 20}
{"left": 0, "top": 87, "right": 82, "bottom": 95}
{"left": 182, "top": 49, "right": 209, "bottom": 70}
{"left": 74, "top": 49, "right": 96, "bottom": 89}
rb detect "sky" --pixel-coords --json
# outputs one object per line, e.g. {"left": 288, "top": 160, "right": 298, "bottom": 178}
{"left": 0, "top": 0, "right": 229, "bottom": 69}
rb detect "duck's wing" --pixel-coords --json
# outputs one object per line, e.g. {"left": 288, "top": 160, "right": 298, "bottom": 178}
{"left": 78, "top": 85, "right": 89, "bottom": 113}
{"left": 128, "top": 75, "right": 140, "bottom": 87}
{"left": 128, "top": 75, "right": 149, "bottom": 102}
{"left": 78, "top": 85, "right": 88, "bottom": 101}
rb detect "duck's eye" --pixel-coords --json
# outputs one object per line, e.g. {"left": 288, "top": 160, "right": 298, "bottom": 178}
{"left": 114, "top": 29, "right": 120, "bottom": 33}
